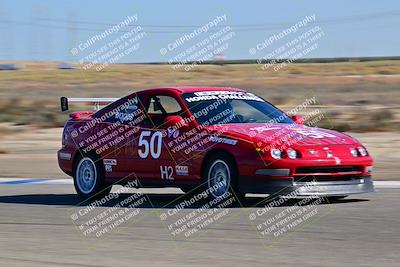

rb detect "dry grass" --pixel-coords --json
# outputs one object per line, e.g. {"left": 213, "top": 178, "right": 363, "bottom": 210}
{"left": 1, "top": 60, "right": 400, "bottom": 83}
{"left": 0, "top": 60, "right": 399, "bottom": 131}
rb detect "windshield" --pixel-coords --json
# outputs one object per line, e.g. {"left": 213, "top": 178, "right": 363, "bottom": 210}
{"left": 182, "top": 91, "right": 294, "bottom": 126}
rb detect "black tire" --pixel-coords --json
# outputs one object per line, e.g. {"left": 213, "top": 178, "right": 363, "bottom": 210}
{"left": 202, "top": 153, "right": 244, "bottom": 203}
{"left": 73, "top": 154, "right": 112, "bottom": 200}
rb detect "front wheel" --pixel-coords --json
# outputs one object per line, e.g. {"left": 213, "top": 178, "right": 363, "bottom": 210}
{"left": 203, "top": 154, "right": 244, "bottom": 203}
{"left": 73, "top": 155, "right": 111, "bottom": 199}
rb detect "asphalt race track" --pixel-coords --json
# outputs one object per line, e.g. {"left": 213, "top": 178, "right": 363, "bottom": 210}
{"left": 0, "top": 180, "right": 399, "bottom": 267}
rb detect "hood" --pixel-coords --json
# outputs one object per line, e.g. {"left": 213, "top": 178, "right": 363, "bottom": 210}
{"left": 211, "top": 123, "right": 357, "bottom": 147}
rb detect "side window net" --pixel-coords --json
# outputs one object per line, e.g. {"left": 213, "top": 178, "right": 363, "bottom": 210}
{"left": 145, "top": 95, "right": 183, "bottom": 128}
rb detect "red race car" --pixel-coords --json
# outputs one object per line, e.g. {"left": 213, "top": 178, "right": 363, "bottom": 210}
{"left": 58, "top": 87, "right": 374, "bottom": 200}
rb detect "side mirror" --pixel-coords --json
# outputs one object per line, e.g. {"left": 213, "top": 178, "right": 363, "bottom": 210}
{"left": 291, "top": 115, "right": 304, "bottom": 125}
{"left": 164, "top": 115, "right": 188, "bottom": 129}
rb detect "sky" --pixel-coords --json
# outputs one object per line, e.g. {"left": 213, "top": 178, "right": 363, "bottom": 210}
{"left": 0, "top": 0, "right": 399, "bottom": 62}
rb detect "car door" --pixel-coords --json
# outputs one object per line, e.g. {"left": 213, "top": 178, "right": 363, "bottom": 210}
{"left": 134, "top": 92, "right": 193, "bottom": 182}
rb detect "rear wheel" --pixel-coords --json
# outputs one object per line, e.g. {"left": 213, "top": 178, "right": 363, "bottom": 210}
{"left": 73, "top": 155, "right": 111, "bottom": 199}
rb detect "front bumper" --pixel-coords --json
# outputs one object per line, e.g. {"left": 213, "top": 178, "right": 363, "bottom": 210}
{"left": 239, "top": 176, "right": 374, "bottom": 196}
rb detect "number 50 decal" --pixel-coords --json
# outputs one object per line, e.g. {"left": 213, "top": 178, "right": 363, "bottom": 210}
{"left": 138, "top": 131, "right": 163, "bottom": 159}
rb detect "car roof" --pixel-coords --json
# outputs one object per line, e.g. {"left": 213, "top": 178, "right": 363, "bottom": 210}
{"left": 135, "top": 86, "right": 246, "bottom": 94}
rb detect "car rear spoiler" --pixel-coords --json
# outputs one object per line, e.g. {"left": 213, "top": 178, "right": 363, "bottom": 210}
{"left": 60, "top": 97, "right": 119, "bottom": 112}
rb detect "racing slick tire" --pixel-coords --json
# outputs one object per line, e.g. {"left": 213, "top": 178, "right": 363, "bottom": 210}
{"left": 73, "top": 154, "right": 112, "bottom": 200}
{"left": 202, "top": 153, "right": 245, "bottom": 204}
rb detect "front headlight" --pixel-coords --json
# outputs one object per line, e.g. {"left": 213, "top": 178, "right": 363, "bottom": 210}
{"left": 358, "top": 147, "right": 367, "bottom": 156}
{"left": 270, "top": 148, "right": 282, "bottom": 159}
{"left": 287, "top": 148, "right": 297, "bottom": 159}
{"left": 350, "top": 147, "right": 358, "bottom": 157}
